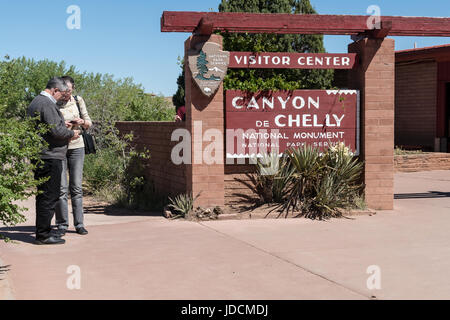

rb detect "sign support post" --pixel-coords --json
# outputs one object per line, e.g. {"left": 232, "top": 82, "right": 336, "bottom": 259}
{"left": 349, "top": 37, "right": 395, "bottom": 210}
{"left": 184, "top": 34, "right": 226, "bottom": 208}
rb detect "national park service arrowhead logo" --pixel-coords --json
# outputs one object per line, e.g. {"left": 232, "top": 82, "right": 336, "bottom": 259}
{"left": 188, "top": 42, "right": 230, "bottom": 97}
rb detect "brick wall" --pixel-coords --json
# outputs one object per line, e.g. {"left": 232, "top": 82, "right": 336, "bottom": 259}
{"left": 116, "top": 122, "right": 187, "bottom": 197}
{"left": 395, "top": 153, "right": 450, "bottom": 172}
{"left": 116, "top": 119, "right": 258, "bottom": 205}
{"left": 395, "top": 61, "right": 438, "bottom": 150}
{"left": 225, "top": 164, "right": 258, "bottom": 205}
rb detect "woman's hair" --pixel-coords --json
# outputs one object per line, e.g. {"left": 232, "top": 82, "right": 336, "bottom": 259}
{"left": 61, "top": 75, "right": 75, "bottom": 88}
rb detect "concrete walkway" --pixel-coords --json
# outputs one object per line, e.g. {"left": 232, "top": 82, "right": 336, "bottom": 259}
{"left": 1, "top": 171, "right": 449, "bottom": 300}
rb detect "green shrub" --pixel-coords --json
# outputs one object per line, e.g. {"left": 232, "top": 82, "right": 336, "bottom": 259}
{"left": 119, "top": 151, "right": 167, "bottom": 210}
{"left": 167, "top": 193, "right": 196, "bottom": 219}
{"left": 255, "top": 152, "right": 293, "bottom": 203}
{"left": 125, "top": 94, "right": 175, "bottom": 122}
{"left": 83, "top": 124, "right": 165, "bottom": 211}
{"left": 288, "top": 144, "right": 363, "bottom": 219}
{"left": 255, "top": 143, "right": 364, "bottom": 220}
{"left": 84, "top": 149, "right": 124, "bottom": 192}
{"left": 0, "top": 117, "right": 47, "bottom": 236}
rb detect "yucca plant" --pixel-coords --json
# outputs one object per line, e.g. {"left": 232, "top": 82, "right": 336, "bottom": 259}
{"left": 272, "top": 155, "right": 295, "bottom": 203}
{"left": 318, "top": 144, "right": 364, "bottom": 217}
{"left": 255, "top": 152, "right": 279, "bottom": 203}
{"left": 167, "top": 193, "right": 198, "bottom": 219}
{"left": 255, "top": 152, "right": 293, "bottom": 204}
{"left": 281, "top": 145, "right": 324, "bottom": 215}
{"left": 280, "top": 143, "right": 364, "bottom": 219}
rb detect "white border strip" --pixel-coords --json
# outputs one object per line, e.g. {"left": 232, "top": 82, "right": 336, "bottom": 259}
{"left": 356, "top": 90, "right": 361, "bottom": 157}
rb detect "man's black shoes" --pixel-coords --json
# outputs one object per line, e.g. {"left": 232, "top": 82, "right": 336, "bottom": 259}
{"left": 52, "top": 229, "right": 66, "bottom": 237}
{"left": 76, "top": 227, "right": 88, "bottom": 235}
{"left": 34, "top": 228, "right": 87, "bottom": 244}
{"left": 34, "top": 236, "right": 66, "bottom": 245}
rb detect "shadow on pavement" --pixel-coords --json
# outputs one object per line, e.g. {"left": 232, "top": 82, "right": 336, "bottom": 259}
{"left": 395, "top": 191, "right": 450, "bottom": 200}
{"left": 0, "top": 226, "right": 35, "bottom": 244}
{"left": 84, "top": 204, "right": 163, "bottom": 218}
{"left": 0, "top": 265, "right": 11, "bottom": 278}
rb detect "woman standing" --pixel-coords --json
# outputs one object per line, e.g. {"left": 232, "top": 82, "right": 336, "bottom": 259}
{"left": 55, "top": 76, "right": 92, "bottom": 236}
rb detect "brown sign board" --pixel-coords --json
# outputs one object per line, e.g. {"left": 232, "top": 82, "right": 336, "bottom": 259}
{"left": 225, "top": 90, "right": 360, "bottom": 158}
{"left": 229, "top": 52, "right": 357, "bottom": 69}
{"left": 188, "top": 41, "right": 230, "bottom": 97}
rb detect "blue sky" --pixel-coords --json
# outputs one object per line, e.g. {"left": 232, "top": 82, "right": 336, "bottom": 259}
{"left": 0, "top": 0, "right": 449, "bottom": 96}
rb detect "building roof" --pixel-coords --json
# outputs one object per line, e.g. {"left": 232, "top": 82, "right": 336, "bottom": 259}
{"left": 396, "top": 44, "right": 450, "bottom": 63}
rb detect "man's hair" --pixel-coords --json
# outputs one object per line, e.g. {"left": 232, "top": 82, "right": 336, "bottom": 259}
{"left": 61, "top": 75, "right": 75, "bottom": 86}
{"left": 46, "top": 77, "right": 68, "bottom": 91}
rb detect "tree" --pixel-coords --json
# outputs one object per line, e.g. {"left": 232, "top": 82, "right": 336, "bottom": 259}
{"left": 196, "top": 50, "right": 209, "bottom": 80}
{"left": 172, "top": 58, "right": 185, "bottom": 108}
{"left": 0, "top": 55, "right": 174, "bottom": 123}
{"left": 0, "top": 56, "right": 70, "bottom": 119}
{"left": 219, "top": 0, "right": 334, "bottom": 91}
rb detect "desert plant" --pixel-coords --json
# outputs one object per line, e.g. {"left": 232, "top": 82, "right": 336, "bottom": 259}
{"left": 281, "top": 145, "right": 323, "bottom": 215}
{"left": 255, "top": 152, "right": 293, "bottom": 204}
{"left": 167, "top": 193, "right": 198, "bottom": 219}
{"left": 273, "top": 156, "right": 295, "bottom": 203}
{"left": 254, "top": 143, "right": 364, "bottom": 220}
{"left": 254, "top": 153, "right": 278, "bottom": 203}
{"left": 283, "top": 144, "right": 363, "bottom": 219}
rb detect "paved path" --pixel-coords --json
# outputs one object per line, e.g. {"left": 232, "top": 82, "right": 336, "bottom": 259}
{"left": 1, "top": 171, "right": 449, "bottom": 300}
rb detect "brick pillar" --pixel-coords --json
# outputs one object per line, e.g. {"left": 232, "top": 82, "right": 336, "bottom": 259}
{"left": 348, "top": 38, "right": 395, "bottom": 210}
{"left": 184, "top": 34, "right": 225, "bottom": 208}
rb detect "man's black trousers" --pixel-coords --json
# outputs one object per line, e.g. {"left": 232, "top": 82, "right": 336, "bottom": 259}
{"left": 34, "top": 159, "right": 63, "bottom": 240}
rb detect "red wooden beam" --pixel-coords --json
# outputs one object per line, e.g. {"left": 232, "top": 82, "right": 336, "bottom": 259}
{"left": 193, "top": 17, "right": 214, "bottom": 35}
{"left": 161, "top": 11, "right": 450, "bottom": 37}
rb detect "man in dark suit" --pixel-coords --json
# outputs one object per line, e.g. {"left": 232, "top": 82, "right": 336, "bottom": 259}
{"left": 27, "top": 77, "right": 81, "bottom": 245}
